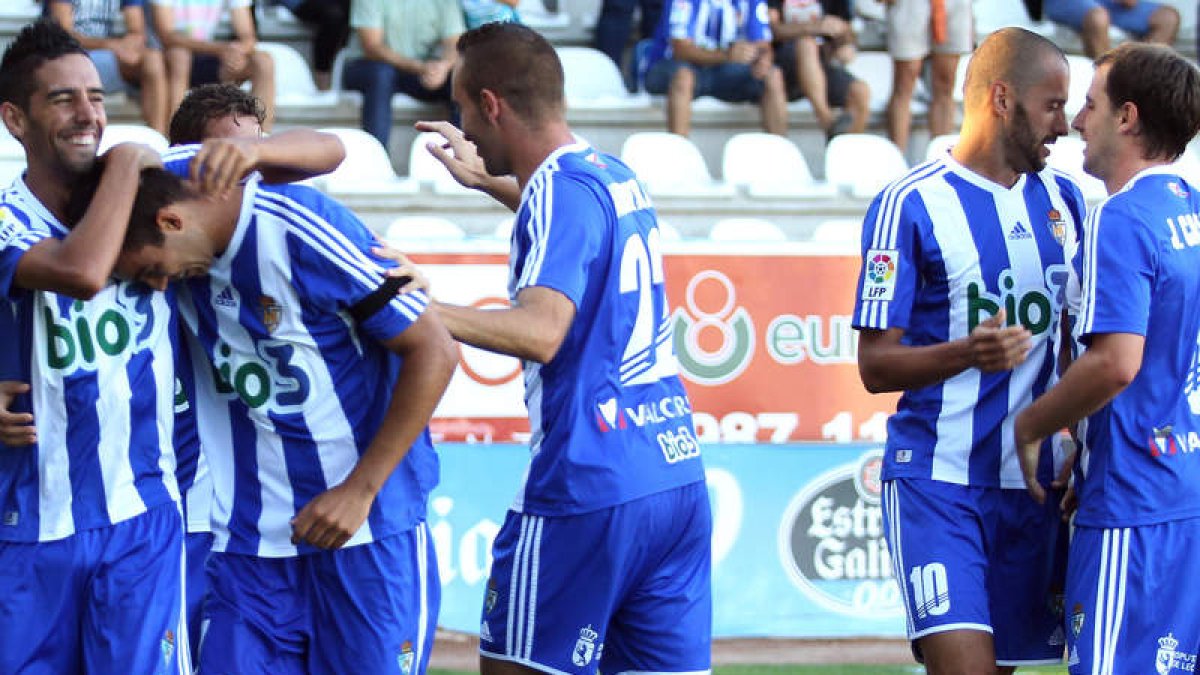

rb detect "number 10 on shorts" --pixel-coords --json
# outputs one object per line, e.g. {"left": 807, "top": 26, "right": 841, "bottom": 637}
{"left": 909, "top": 563, "right": 950, "bottom": 619}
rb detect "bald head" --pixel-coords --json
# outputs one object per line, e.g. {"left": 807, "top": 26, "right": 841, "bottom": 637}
{"left": 963, "top": 27, "right": 1068, "bottom": 108}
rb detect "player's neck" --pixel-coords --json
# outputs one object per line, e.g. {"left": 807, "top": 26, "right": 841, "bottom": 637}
{"left": 951, "top": 127, "right": 1021, "bottom": 188}
{"left": 22, "top": 161, "right": 78, "bottom": 224}
{"left": 180, "top": 189, "right": 242, "bottom": 255}
{"left": 1102, "top": 151, "right": 1172, "bottom": 195}
{"left": 512, "top": 122, "right": 577, "bottom": 190}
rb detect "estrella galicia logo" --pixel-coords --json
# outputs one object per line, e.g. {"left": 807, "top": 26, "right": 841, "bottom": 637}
{"left": 671, "top": 270, "right": 754, "bottom": 385}
{"left": 778, "top": 449, "right": 903, "bottom": 617}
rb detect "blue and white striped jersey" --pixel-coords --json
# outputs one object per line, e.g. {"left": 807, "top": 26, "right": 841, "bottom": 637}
{"left": 647, "top": 0, "right": 772, "bottom": 65}
{"left": 172, "top": 322, "right": 211, "bottom": 534}
{"left": 0, "top": 178, "right": 180, "bottom": 542}
{"left": 1072, "top": 167, "right": 1200, "bottom": 528}
{"left": 853, "top": 154, "right": 1085, "bottom": 488}
{"left": 508, "top": 142, "right": 705, "bottom": 516}
{"left": 163, "top": 149, "right": 437, "bottom": 557}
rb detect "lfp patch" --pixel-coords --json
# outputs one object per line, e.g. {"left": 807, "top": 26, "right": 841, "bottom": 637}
{"left": 861, "top": 249, "right": 899, "bottom": 301}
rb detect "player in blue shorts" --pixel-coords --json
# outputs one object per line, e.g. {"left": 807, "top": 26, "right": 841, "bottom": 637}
{"left": 1015, "top": 43, "right": 1200, "bottom": 675}
{"left": 83, "top": 141, "right": 457, "bottom": 673}
{"left": 418, "top": 22, "right": 711, "bottom": 675}
{"left": 1043, "top": 0, "right": 1179, "bottom": 59}
{"left": 853, "top": 28, "right": 1086, "bottom": 674}
{"left": 0, "top": 20, "right": 188, "bottom": 674}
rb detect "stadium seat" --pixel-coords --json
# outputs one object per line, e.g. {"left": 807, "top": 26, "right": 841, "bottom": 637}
{"left": 824, "top": 133, "right": 909, "bottom": 198}
{"left": 1046, "top": 135, "right": 1107, "bottom": 201}
{"left": 973, "top": 0, "right": 1055, "bottom": 36}
{"left": 408, "top": 131, "right": 476, "bottom": 196}
{"left": 493, "top": 216, "right": 515, "bottom": 241}
{"left": 99, "top": 124, "right": 169, "bottom": 154}
{"left": 619, "top": 132, "right": 734, "bottom": 197}
{"left": 313, "top": 127, "right": 419, "bottom": 195}
{"left": 924, "top": 133, "right": 957, "bottom": 162}
{"left": 255, "top": 42, "right": 338, "bottom": 107}
{"left": 556, "top": 47, "right": 646, "bottom": 108}
{"left": 708, "top": 217, "right": 788, "bottom": 242}
{"left": 810, "top": 218, "right": 863, "bottom": 250}
{"left": 846, "top": 51, "right": 925, "bottom": 112}
{"left": 0, "top": 0, "right": 39, "bottom": 20}
{"left": 1065, "top": 55, "right": 1094, "bottom": 118}
{"left": 721, "top": 132, "right": 836, "bottom": 198}
{"left": 518, "top": 0, "right": 571, "bottom": 29}
{"left": 384, "top": 216, "right": 467, "bottom": 245}
{"left": 657, "top": 217, "right": 683, "bottom": 241}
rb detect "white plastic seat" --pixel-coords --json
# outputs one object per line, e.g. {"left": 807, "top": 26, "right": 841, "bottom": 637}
{"left": 824, "top": 133, "right": 909, "bottom": 198}
{"left": 384, "top": 216, "right": 466, "bottom": 246}
{"left": 924, "top": 133, "right": 958, "bottom": 162}
{"left": 708, "top": 217, "right": 787, "bottom": 242}
{"left": 99, "top": 124, "right": 169, "bottom": 154}
{"left": 619, "top": 132, "right": 734, "bottom": 197}
{"left": 518, "top": 0, "right": 571, "bottom": 28}
{"left": 721, "top": 132, "right": 836, "bottom": 198}
{"left": 408, "top": 131, "right": 476, "bottom": 196}
{"left": 556, "top": 46, "right": 646, "bottom": 108}
{"left": 1046, "top": 135, "right": 1107, "bottom": 201}
{"left": 313, "top": 127, "right": 418, "bottom": 195}
{"left": 255, "top": 42, "right": 338, "bottom": 106}
{"left": 1065, "top": 55, "right": 1095, "bottom": 118}
{"left": 656, "top": 218, "right": 683, "bottom": 241}
{"left": 973, "top": 0, "right": 1056, "bottom": 36}
{"left": 810, "top": 218, "right": 863, "bottom": 248}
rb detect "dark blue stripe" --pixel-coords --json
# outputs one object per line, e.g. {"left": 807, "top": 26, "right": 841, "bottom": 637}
{"left": 0, "top": 295, "right": 39, "bottom": 540}
{"left": 123, "top": 286, "right": 171, "bottom": 510}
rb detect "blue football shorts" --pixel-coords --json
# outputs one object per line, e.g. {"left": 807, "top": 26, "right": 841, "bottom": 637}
{"left": 0, "top": 501, "right": 189, "bottom": 674}
{"left": 1065, "top": 518, "right": 1200, "bottom": 675}
{"left": 185, "top": 530, "right": 214, "bottom": 667}
{"left": 882, "top": 477, "right": 1068, "bottom": 666}
{"left": 1044, "top": 0, "right": 1163, "bottom": 36}
{"left": 479, "top": 480, "right": 712, "bottom": 675}
{"left": 198, "top": 522, "right": 439, "bottom": 675}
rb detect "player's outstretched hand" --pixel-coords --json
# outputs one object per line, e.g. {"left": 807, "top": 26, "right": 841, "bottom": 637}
{"left": 372, "top": 244, "right": 430, "bottom": 296}
{"left": 414, "top": 120, "right": 490, "bottom": 190}
{"left": 0, "top": 381, "right": 36, "bottom": 447}
{"left": 967, "top": 308, "right": 1032, "bottom": 372}
{"left": 290, "top": 480, "right": 375, "bottom": 550}
{"left": 191, "top": 136, "right": 259, "bottom": 196}
{"left": 1014, "top": 414, "right": 1046, "bottom": 504}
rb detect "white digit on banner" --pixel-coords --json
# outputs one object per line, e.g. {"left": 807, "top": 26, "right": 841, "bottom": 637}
{"left": 908, "top": 563, "right": 950, "bottom": 618}
{"left": 618, "top": 229, "right": 677, "bottom": 386}
{"left": 756, "top": 412, "right": 798, "bottom": 442}
{"left": 692, "top": 412, "right": 720, "bottom": 443}
{"left": 858, "top": 412, "right": 889, "bottom": 442}
{"left": 719, "top": 411, "right": 757, "bottom": 442}
{"left": 822, "top": 411, "right": 853, "bottom": 443}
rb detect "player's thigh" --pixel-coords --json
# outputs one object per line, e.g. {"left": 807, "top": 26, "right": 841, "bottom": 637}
{"left": 307, "top": 523, "right": 440, "bottom": 675}
{"left": 987, "top": 490, "right": 1068, "bottom": 667}
{"left": 0, "top": 537, "right": 84, "bottom": 674}
{"left": 883, "top": 479, "right": 991, "bottom": 641}
{"left": 1044, "top": 0, "right": 1102, "bottom": 31}
{"left": 199, "top": 552, "right": 307, "bottom": 675}
{"left": 602, "top": 481, "right": 712, "bottom": 675}
{"left": 1101, "top": 0, "right": 1162, "bottom": 35}
{"left": 83, "top": 502, "right": 189, "bottom": 675}
{"left": 1065, "top": 520, "right": 1200, "bottom": 675}
{"left": 704, "top": 63, "right": 766, "bottom": 102}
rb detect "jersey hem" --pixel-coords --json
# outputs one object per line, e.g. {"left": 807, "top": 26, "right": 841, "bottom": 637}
{"left": 0, "top": 494, "right": 179, "bottom": 544}
{"left": 511, "top": 476, "right": 708, "bottom": 517}
{"left": 1072, "top": 510, "right": 1200, "bottom": 529}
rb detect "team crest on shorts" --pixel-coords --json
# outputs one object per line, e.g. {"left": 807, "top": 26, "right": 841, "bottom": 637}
{"left": 1157, "top": 633, "right": 1179, "bottom": 675}
{"left": 397, "top": 640, "right": 415, "bottom": 675}
{"left": 160, "top": 629, "right": 175, "bottom": 665}
{"left": 571, "top": 625, "right": 599, "bottom": 667}
{"left": 485, "top": 579, "right": 498, "bottom": 613}
{"left": 260, "top": 296, "right": 282, "bottom": 334}
{"left": 1070, "top": 603, "right": 1085, "bottom": 636}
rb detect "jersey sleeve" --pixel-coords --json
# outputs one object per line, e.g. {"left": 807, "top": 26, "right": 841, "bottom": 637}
{"left": 667, "top": 0, "right": 696, "bottom": 39}
{"left": 852, "top": 189, "right": 924, "bottom": 332}
{"left": 511, "top": 172, "right": 606, "bottom": 309}
{"left": 272, "top": 186, "right": 428, "bottom": 344}
{"left": 0, "top": 204, "right": 52, "bottom": 301}
{"left": 1077, "top": 201, "right": 1156, "bottom": 340}
{"left": 743, "top": 0, "right": 772, "bottom": 42}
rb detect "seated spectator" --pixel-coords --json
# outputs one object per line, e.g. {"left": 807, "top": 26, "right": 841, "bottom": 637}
{"left": 644, "top": 0, "right": 788, "bottom": 137}
{"left": 148, "top": 0, "right": 276, "bottom": 130}
{"left": 1044, "top": 0, "right": 1179, "bottom": 58}
{"left": 46, "top": 0, "right": 169, "bottom": 133}
{"left": 767, "top": 0, "right": 868, "bottom": 140}
{"left": 593, "top": 0, "right": 664, "bottom": 83}
{"left": 270, "top": 0, "right": 350, "bottom": 90}
{"left": 462, "top": 0, "right": 521, "bottom": 29}
{"left": 342, "top": 0, "right": 463, "bottom": 152}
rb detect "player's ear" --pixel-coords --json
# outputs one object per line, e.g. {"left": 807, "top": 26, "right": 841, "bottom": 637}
{"left": 480, "top": 88, "right": 501, "bottom": 124}
{"left": 156, "top": 206, "right": 184, "bottom": 233}
{"left": 990, "top": 81, "right": 1011, "bottom": 117}
{"left": 0, "top": 102, "right": 26, "bottom": 142}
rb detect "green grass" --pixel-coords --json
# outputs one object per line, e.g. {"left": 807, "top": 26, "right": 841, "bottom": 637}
{"left": 432, "top": 662, "right": 1070, "bottom": 667}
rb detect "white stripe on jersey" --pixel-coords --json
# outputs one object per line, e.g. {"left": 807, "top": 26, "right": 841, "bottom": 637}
{"left": 1079, "top": 203, "right": 1105, "bottom": 336}
{"left": 518, "top": 174, "right": 553, "bottom": 292}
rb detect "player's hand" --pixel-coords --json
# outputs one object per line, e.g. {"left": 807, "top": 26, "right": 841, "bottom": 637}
{"left": 967, "top": 308, "right": 1031, "bottom": 372}
{"left": 751, "top": 55, "right": 772, "bottom": 80}
{"left": 1059, "top": 484, "right": 1078, "bottom": 522}
{"left": 1014, "top": 413, "right": 1046, "bottom": 504}
{"left": 111, "top": 34, "right": 143, "bottom": 68}
{"left": 0, "top": 381, "right": 35, "bottom": 447}
{"left": 372, "top": 244, "right": 431, "bottom": 295}
{"left": 219, "top": 42, "right": 251, "bottom": 75}
{"left": 414, "top": 120, "right": 491, "bottom": 189}
{"left": 104, "top": 141, "right": 163, "bottom": 172}
{"left": 727, "top": 41, "right": 757, "bottom": 64}
{"left": 420, "top": 59, "right": 452, "bottom": 90}
{"left": 290, "top": 480, "right": 376, "bottom": 549}
{"left": 191, "top": 136, "right": 260, "bottom": 195}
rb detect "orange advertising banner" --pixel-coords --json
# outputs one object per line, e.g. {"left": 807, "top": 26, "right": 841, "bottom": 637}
{"left": 413, "top": 250, "right": 898, "bottom": 443}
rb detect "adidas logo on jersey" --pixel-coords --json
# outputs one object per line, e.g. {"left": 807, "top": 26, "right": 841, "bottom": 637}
{"left": 1008, "top": 222, "right": 1032, "bottom": 240}
{"left": 215, "top": 286, "right": 237, "bottom": 308}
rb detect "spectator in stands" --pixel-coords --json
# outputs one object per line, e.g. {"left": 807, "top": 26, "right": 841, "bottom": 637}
{"left": 462, "top": 0, "right": 521, "bottom": 29}
{"left": 46, "top": 0, "right": 170, "bottom": 133}
{"left": 594, "top": 0, "right": 664, "bottom": 81}
{"left": 148, "top": 0, "right": 276, "bottom": 130}
{"left": 644, "top": 0, "right": 788, "bottom": 137}
{"left": 883, "top": 0, "right": 972, "bottom": 154}
{"left": 767, "top": 0, "right": 869, "bottom": 140}
{"left": 1044, "top": 0, "right": 1179, "bottom": 58}
{"left": 342, "top": 0, "right": 463, "bottom": 152}
{"left": 269, "top": 0, "right": 350, "bottom": 90}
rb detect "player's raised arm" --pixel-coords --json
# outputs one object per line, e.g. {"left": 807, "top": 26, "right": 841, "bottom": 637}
{"left": 188, "top": 129, "right": 346, "bottom": 194}
{"left": 415, "top": 119, "right": 522, "bottom": 211}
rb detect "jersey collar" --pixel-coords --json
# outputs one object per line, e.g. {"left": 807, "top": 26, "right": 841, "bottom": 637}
{"left": 519, "top": 139, "right": 591, "bottom": 205}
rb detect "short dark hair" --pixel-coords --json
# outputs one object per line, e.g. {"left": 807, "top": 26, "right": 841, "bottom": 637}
{"left": 65, "top": 163, "right": 195, "bottom": 249}
{"left": 0, "top": 20, "right": 89, "bottom": 110}
{"left": 456, "top": 22, "right": 564, "bottom": 126}
{"left": 169, "top": 83, "right": 266, "bottom": 145}
{"left": 1097, "top": 43, "right": 1200, "bottom": 161}
{"left": 963, "top": 27, "right": 1067, "bottom": 107}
